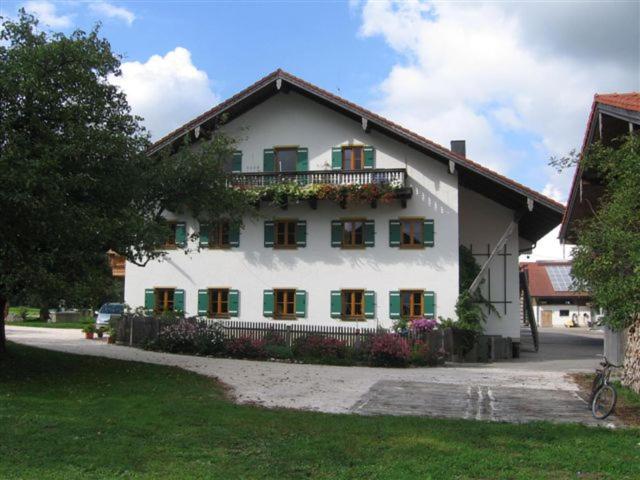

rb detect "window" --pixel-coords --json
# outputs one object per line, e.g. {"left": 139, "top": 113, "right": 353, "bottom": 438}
{"left": 400, "top": 218, "right": 424, "bottom": 248}
{"left": 154, "top": 288, "right": 175, "bottom": 314}
{"left": 342, "top": 146, "right": 364, "bottom": 170}
{"left": 401, "top": 290, "right": 423, "bottom": 318}
{"left": 275, "top": 147, "right": 298, "bottom": 172}
{"left": 559, "top": 310, "right": 570, "bottom": 317}
{"left": 164, "top": 222, "right": 178, "bottom": 248}
{"left": 275, "top": 220, "right": 297, "bottom": 248}
{"left": 342, "top": 219, "right": 365, "bottom": 248}
{"left": 274, "top": 289, "right": 296, "bottom": 319}
{"left": 210, "top": 221, "right": 230, "bottom": 248}
{"left": 342, "top": 290, "right": 364, "bottom": 320}
{"left": 209, "top": 288, "right": 229, "bottom": 318}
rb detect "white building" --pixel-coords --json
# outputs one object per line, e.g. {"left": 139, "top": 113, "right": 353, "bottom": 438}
{"left": 123, "top": 69, "right": 564, "bottom": 345}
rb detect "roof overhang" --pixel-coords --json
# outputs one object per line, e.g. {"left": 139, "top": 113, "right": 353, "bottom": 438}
{"left": 149, "top": 69, "right": 565, "bottom": 244}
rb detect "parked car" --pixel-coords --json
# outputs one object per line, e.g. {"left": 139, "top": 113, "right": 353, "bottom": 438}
{"left": 95, "top": 303, "right": 124, "bottom": 327}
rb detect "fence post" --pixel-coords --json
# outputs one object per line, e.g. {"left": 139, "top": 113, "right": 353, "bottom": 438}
{"left": 285, "top": 325, "right": 292, "bottom": 347}
{"left": 129, "top": 315, "right": 134, "bottom": 346}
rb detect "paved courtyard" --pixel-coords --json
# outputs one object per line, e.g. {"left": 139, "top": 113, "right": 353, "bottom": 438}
{"left": 6, "top": 325, "right": 616, "bottom": 426}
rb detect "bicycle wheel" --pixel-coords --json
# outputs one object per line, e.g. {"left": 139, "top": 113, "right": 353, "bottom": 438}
{"left": 592, "top": 385, "right": 617, "bottom": 420}
{"left": 588, "top": 372, "right": 603, "bottom": 408}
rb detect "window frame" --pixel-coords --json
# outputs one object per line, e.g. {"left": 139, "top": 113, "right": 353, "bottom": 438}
{"left": 341, "top": 289, "right": 365, "bottom": 320}
{"left": 208, "top": 288, "right": 230, "bottom": 318}
{"left": 154, "top": 287, "right": 176, "bottom": 314}
{"left": 274, "top": 219, "right": 298, "bottom": 249}
{"left": 342, "top": 145, "right": 364, "bottom": 170}
{"left": 274, "top": 146, "right": 298, "bottom": 173}
{"left": 163, "top": 222, "right": 178, "bottom": 249}
{"left": 400, "top": 289, "right": 424, "bottom": 319}
{"left": 274, "top": 288, "right": 297, "bottom": 320}
{"left": 341, "top": 218, "right": 366, "bottom": 249}
{"left": 210, "top": 221, "right": 231, "bottom": 249}
{"left": 399, "top": 217, "right": 425, "bottom": 249}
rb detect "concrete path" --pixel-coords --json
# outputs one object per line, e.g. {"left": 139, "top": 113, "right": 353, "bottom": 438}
{"left": 6, "top": 325, "right": 614, "bottom": 426}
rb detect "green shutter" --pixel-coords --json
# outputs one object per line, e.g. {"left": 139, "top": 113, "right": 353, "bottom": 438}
{"left": 331, "top": 147, "right": 342, "bottom": 170}
{"left": 174, "top": 289, "right": 185, "bottom": 313}
{"left": 198, "top": 289, "right": 208, "bottom": 316}
{"left": 424, "top": 291, "right": 435, "bottom": 319}
{"left": 229, "top": 223, "right": 240, "bottom": 247}
{"left": 295, "top": 290, "right": 307, "bottom": 318}
{"left": 144, "top": 289, "right": 155, "bottom": 313}
{"left": 330, "top": 291, "right": 342, "bottom": 319}
{"left": 364, "top": 146, "right": 375, "bottom": 169}
{"left": 296, "top": 220, "right": 307, "bottom": 247}
{"left": 297, "top": 147, "right": 308, "bottom": 171}
{"left": 389, "top": 220, "right": 401, "bottom": 247}
{"left": 264, "top": 221, "right": 275, "bottom": 248}
{"left": 263, "top": 290, "right": 274, "bottom": 317}
{"left": 263, "top": 149, "right": 275, "bottom": 172}
{"left": 423, "top": 219, "right": 434, "bottom": 247}
{"left": 364, "top": 220, "right": 375, "bottom": 247}
{"left": 175, "top": 222, "right": 187, "bottom": 247}
{"left": 389, "top": 291, "right": 400, "bottom": 320}
{"left": 364, "top": 291, "right": 375, "bottom": 319}
{"left": 232, "top": 151, "right": 242, "bottom": 173}
{"left": 229, "top": 290, "right": 239, "bottom": 317}
{"left": 331, "top": 220, "right": 343, "bottom": 247}
{"left": 199, "top": 223, "right": 209, "bottom": 248}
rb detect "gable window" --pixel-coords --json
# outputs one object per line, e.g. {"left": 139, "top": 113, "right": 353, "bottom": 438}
{"left": 274, "top": 289, "right": 296, "bottom": 319}
{"left": 342, "top": 290, "right": 364, "bottom": 320}
{"left": 209, "top": 288, "right": 229, "bottom": 318}
{"left": 342, "top": 219, "right": 365, "bottom": 248}
{"left": 210, "top": 221, "right": 230, "bottom": 248}
{"left": 400, "top": 218, "right": 424, "bottom": 248}
{"left": 275, "top": 220, "right": 297, "bottom": 248}
{"left": 342, "top": 146, "right": 364, "bottom": 170}
{"left": 275, "top": 147, "right": 298, "bottom": 172}
{"left": 401, "top": 290, "right": 423, "bottom": 318}
{"left": 154, "top": 288, "right": 175, "bottom": 314}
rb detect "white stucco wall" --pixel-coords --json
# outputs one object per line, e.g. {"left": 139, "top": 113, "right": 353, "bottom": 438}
{"left": 533, "top": 303, "right": 595, "bottom": 327}
{"left": 458, "top": 187, "right": 522, "bottom": 340}
{"left": 124, "top": 92, "right": 460, "bottom": 329}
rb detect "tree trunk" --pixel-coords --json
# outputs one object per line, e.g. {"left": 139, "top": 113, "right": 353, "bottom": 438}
{"left": 622, "top": 317, "right": 640, "bottom": 394}
{"left": 0, "top": 295, "right": 7, "bottom": 355}
{"left": 39, "top": 307, "right": 50, "bottom": 322}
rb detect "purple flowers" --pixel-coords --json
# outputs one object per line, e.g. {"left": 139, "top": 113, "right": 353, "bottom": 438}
{"left": 410, "top": 317, "right": 437, "bottom": 333}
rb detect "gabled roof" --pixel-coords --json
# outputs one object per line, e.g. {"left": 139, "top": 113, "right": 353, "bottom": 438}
{"left": 559, "top": 92, "right": 640, "bottom": 241}
{"left": 149, "top": 68, "right": 564, "bottom": 243}
{"left": 520, "top": 261, "right": 589, "bottom": 299}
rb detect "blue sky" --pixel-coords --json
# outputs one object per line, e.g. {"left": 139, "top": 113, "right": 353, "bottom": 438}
{"left": 3, "top": 1, "right": 639, "bottom": 220}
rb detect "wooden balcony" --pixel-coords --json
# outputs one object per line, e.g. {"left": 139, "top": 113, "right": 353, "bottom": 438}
{"left": 107, "top": 251, "right": 125, "bottom": 278}
{"left": 229, "top": 168, "right": 408, "bottom": 188}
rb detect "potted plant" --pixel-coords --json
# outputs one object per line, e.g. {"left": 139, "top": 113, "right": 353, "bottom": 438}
{"left": 107, "top": 326, "right": 117, "bottom": 344}
{"left": 96, "top": 326, "right": 107, "bottom": 339}
{"left": 82, "top": 324, "right": 96, "bottom": 339}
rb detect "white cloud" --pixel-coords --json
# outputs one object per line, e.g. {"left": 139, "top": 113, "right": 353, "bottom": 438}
{"left": 109, "top": 47, "right": 219, "bottom": 140}
{"left": 24, "top": 1, "right": 73, "bottom": 28}
{"left": 358, "top": 1, "right": 638, "bottom": 199}
{"left": 89, "top": 1, "right": 135, "bottom": 26}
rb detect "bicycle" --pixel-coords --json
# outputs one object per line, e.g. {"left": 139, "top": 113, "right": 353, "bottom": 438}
{"left": 588, "top": 356, "right": 621, "bottom": 420}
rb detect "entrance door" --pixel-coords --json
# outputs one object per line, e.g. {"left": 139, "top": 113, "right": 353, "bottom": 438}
{"left": 541, "top": 310, "right": 553, "bottom": 327}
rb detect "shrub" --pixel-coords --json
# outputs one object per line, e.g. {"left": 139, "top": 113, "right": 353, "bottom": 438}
{"left": 225, "top": 336, "right": 266, "bottom": 359}
{"left": 154, "top": 319, "right": 225, "bottom": 356}
{"left": 409, "top": 340, "right": 444, "bottom": 367}
{"left": 410, "top": 317, "right": 437, "bottom": 333}
{"left": 264, "top": 344, "right": 293, "bottom": 360}
{"left": 369, "top": 333, "right": 410, "bottom": 367}
{"left": 262, "top": 329, "right": 286, "bottom": 346}
{"left": 292, "top": 335, "right": 347, "bottom": 359}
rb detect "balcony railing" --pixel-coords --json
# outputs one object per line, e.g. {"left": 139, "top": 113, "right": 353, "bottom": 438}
{"left": 229, "top": 168, "right": 407, "bottom": 188}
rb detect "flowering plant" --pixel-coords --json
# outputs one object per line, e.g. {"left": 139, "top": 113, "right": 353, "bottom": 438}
{"left": 292, "top": 334, "right": 347, "bottom": 359}
{"left": 225, "top": 336, "right": 267, "bottom": 359}
{"left": 369, "top": 333, "right": 410, "bottom": 367}
{"left": 410, "top": 317, "right": 437, "bottom": 333}
{"left": 154, "top": 318, "right": 225, "bottom": 355}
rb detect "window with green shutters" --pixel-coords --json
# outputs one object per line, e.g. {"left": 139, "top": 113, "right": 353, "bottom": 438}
{"left": 263, "top": 149, "right": 275, "bottom": 172}
{"left": 144, "top": 289, "right": 154, "bottom": 313}
{"left": 263, "top": 289, "right": 306, "bottom": 319}
{"left": 389, "top": 218, "right": 435, "bottom": 248}
{"left": 265, "top": 219, "right": 306, "bottom": 248}
{"left": 201, "top": 221, "right": 240, "bottom": 249}
{"left": 231, "top": 151, "right": 242, "bottom": 173}
{"left": 164, "top": 221, "right": 186, "bottom": 249}
{"left": 198, "top": 288, "right": 239, "bottom": 318}
{"left": 331, "top": 219, "right": 374, "bottom": 248}
{"left": 296, "top": 147, "right": 308, "bottom": 171}
{"left": 150, "top": 288, "right": 183, "bottom": 314}
{"left": 331, "top": 290, "right": 375, "bottom": 320}
{"left": 331, "top": 145, "right": 375, "bottom": 170}
{"left": 389, "top": 290, "right": 435, "bottom": 319}
{"left": 363, "top": 146, "right": 375, "bottom": 169}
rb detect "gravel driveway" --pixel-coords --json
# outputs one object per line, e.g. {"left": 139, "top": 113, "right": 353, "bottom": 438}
{"left": 6, "top": 326, "right": 613, "bottom": 426}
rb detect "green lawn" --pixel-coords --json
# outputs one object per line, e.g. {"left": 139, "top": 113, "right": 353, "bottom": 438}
{"left": 9, "top": 320, "right": 94, "bottom": 329}
{"left": 1, "top": 343, "right": 638, "bottom": 480}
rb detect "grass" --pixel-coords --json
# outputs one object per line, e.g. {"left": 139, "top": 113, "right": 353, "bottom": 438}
{"left": 9, "top": 320, "right": 94, "bottom": 329}
{"left": 1, "top": 343, "right": 639, "bottom": 480}
{"left": 571, "top": 373, "right": 640, "bottom": 427}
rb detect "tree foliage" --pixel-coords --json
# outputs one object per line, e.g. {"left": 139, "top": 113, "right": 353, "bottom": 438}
{"left": 0, "top": 12, "right": 252, "bottom": 352}
{"left": 571, "top": 135, "right": 640, "bottom": 330}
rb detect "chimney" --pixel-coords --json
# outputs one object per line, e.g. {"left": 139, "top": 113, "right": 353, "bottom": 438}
{"left": 450, "top": 140, "right": 466, "bottom": 157}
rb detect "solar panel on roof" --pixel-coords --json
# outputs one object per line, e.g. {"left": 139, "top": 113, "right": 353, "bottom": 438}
{"left": 545, "top": 265, "right": 575, "bottom": 291}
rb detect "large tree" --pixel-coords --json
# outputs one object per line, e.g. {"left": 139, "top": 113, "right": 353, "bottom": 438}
{"left": 571, "top": 135, "right": 640, "bottom": 392}
{"left": 0, "top": 12, "right": 251, "bottom": 353}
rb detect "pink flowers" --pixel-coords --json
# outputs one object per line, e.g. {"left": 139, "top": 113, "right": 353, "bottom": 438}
{"left": 410, "top": 317, "right": 437, "bottom": 333}
{"left": 369, "top": 333, "right": 410, "bottom": 367}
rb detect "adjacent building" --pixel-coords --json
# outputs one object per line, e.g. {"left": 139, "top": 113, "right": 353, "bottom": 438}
{"left": 123, "top": 69, "right": 564, "bottom": 345}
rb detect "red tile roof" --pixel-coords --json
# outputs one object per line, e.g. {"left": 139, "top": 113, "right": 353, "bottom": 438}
{"left": 520, "top": 261, "right": 588, "bottom": 298}
{"left": 595, "top": 93, "right": 640, "bottom": 112}
{"left": 149, "top": 68, "right": 565, "bottom": 214}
